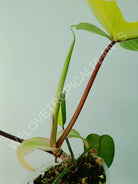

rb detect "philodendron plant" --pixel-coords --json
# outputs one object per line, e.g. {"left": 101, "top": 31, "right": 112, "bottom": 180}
{"left": 0, "top": 0, "right": 138, "bottom": 183}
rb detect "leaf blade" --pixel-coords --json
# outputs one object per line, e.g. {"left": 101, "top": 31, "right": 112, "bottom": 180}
{"left": 119, "top": 38, "right": 138, "bottom": 51}
{"left": 86, "top": 134, "right": 115, "bottom": 167}
{"left": 72, "top": 22, "right": 112, "bottom": 40}
{"left": 50, "top": 30, "right": 75, "bottom": 146}
{"left": 87, "top": 0, "right": 138, "bottom": 41}
{"left": 98, "top": 135, "right": 115, "bottom": 167}
{"left": 85, "top": 133, "right": 100, "bottom": 151}
{"left": 57, "top": 129, "right": 88, "bottom": 148}
{"left": 17, "top": 137, "right": 57, "bottom": 171}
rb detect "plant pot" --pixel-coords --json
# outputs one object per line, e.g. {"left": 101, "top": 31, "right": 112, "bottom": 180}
{"left": 22, "top": 153, "right": 110, "bottom": 184}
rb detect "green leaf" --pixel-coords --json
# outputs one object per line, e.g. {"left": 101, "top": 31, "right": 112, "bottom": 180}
{"left": 68, "top": 129, "right": 89, "bottom": 148}
{"left": 119, "top": 39, "right": 138, "bottom": 51}
{"left": 58, "top": 92, "right": 66, "bottom": 126}
{"left": 87, "top": 0, "right": 138, "bottom": 41}
{"left": 50, "top": 30, "right": 75, "bottom": 146}
{"left": 72, "top": 22, "right": 112, "bottom": 40}
{"left": 67, "top": 129, "right": 82, "bottom": 139}
{"left": 57, "top": 129, "right": 82, "bottom": 140}
{"left": 57, "top": 129, "right": 88, "bottom": 148}
{"left": 86, "top": 134, "right": 115, "bottom": 167}
{"left": 98, "top": 135, "right": 115, "bottom": 167}
{"left": 85, "top": 133, "right": 100, "bottom": 151}
{"left": 17, "top": 137, "right": 58, "bottom": 171}
{"left": 77, "top": 136, "right": 101, "bottom": 162}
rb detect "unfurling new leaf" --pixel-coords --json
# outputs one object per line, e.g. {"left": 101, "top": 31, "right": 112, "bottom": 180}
{"left": 50, "top": 30, "right": 75, "bottom": 146}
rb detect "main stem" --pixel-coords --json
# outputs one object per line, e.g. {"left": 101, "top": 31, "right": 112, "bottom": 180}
{"left": 56, "top": 40, "right": 116, "bottom": 148}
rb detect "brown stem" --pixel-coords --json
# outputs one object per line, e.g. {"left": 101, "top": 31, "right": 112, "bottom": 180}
{"left": 56, "top": 40, "right": 116, "bottom": 148}
{"left": 0, "top": 130, "right": 24, "bottom": 143}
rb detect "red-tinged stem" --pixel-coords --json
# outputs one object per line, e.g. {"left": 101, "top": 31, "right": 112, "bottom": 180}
{"left": 56, "top": 40, "right": 116, "bottom": 148}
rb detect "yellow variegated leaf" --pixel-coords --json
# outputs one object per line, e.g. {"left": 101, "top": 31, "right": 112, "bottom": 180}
{"left": 17, "top": 137, "right": 57, "bottom": 171}
{"left": 57, "top": 104, "right": 63, "bottom": 126}
{"left": 87, "top": 0, "right": 138, "bottom": 41}
{"left": 57, "top": 91, "right": 66, "bottom": 126}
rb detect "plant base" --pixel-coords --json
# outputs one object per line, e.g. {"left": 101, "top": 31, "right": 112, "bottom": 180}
{"left": 33, "top": 153, "right": 106, "bottom": 184}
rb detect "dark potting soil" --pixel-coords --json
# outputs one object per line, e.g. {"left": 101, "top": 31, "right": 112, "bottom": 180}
{"left": 33, "top": 153, "right": 106, "bottom": 184}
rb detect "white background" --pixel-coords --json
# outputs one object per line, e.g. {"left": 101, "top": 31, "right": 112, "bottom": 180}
{"left": 0, "top": 0, "right": 138, "bottom": 183}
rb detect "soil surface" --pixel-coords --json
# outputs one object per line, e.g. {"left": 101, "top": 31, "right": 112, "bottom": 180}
{"left": 33, "top": 152, "right": 106, "bottom": 184}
